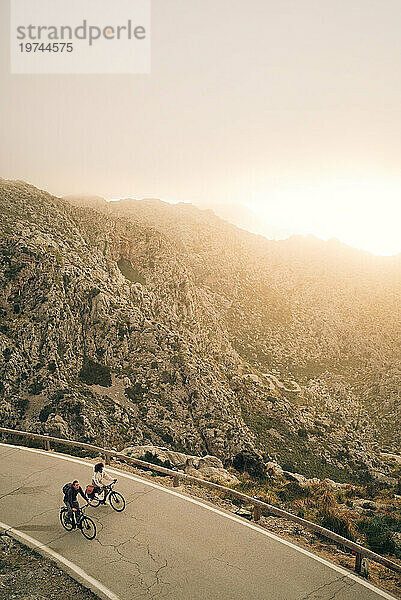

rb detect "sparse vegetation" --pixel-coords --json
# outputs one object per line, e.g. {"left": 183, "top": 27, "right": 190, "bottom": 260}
{"left": 125, "top": 383, "right": 146, "bottom": 403}
{"left": 233, "top": 451, "right": 266, "bottom": 480}
{"left": 79, "top": 359, "right": 112, "bottom": 387}
{"left": 39, "top": 404, "right": 53, "bottom": 422}
{"left": 15, "top": 397, "right": 29, "bottom": 415}
{"left": 117, "top": 257, "right": 145, "bottom": 284}
{"left": 28, "top": 380, "right": 44, "bottom": 395}
{"left": 231, "top": 467, "right": 401, "bottom": 564}
{"left": 358, "top": 516, "right": 401, "bottom": 556}
{"left": 318, "top": 510, "right": 356, "bottom": 541}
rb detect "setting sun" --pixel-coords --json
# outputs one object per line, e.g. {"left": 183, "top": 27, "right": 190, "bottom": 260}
{"left": 245, "top": 177, "right": 401, "bottom": 256}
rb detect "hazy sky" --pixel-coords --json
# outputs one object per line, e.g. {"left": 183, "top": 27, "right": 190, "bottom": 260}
{"left": 1, "top": 0, "right": 401, "bottom": 255}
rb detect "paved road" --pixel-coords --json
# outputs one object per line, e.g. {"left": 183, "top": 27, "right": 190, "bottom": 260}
{"left": 0, "top": 444, "right": 396, "bottom": 600}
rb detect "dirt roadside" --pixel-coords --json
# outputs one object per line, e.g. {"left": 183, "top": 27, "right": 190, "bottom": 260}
{"left": 0, "top": 533, "right": 99, "bottom": 600}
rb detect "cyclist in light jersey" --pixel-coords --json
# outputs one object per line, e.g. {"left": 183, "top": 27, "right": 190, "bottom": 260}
{"left": 92, "top": 462, "right": 115, "bottom": 502}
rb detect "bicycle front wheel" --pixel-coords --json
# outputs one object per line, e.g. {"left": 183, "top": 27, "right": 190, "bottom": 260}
{"left": 109, "top": 491, "right": 126, "bottom": 512}
{"left": 60, "top": 508, "right": 73, "bottom": 531}
{"left": 80, "top": 516, "right": 96, "bottom": 540}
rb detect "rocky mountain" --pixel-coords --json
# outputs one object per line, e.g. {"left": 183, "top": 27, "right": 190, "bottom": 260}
{"left": 68, "top": 192, "right": 401, "bottom": 453}
{"left": 0, "top": 180, "right": 399, "bottom": 483}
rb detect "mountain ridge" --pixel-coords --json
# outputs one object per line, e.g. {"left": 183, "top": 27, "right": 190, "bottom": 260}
{"left": 65, "top": 191, "right": 401, "bottom": 263}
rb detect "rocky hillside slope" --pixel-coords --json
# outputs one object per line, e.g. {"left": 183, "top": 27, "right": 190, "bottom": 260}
{"left": 68, "top": 194, "right": 401, "bottom": 451}
{"left": 0, "top": 180, "right": 399, "bottom": 482}
{"left": 75, "top": 195, "right": 400, "bottom": 447}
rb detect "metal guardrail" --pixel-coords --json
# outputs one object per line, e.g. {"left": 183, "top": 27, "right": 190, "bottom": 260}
{"left": 1, "top": 426, "right": 400, "bottom": 577}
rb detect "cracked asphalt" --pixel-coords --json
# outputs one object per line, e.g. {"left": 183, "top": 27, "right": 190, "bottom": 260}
{"left": 0, "top": 445, "right": 394, "bottom": 600}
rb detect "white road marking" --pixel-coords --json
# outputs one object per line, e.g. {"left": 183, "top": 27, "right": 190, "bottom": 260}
{"left": 0, "top": 519, "right": 120, "bottom": 600}
{"left": 0, "top": 443, "right": 397, "bottom": 600}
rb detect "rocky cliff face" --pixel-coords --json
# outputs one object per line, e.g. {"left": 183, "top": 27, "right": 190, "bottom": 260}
{"left": 0, "top": 180, "right": 399, "bottom": 482}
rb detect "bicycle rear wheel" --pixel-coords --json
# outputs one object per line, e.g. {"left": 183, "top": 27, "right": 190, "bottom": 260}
{"left": 80, "top": 516, "right": 96, "bottom": 540}
{"left": 109, "top": 491, "right": 126, "bottom": 512}
{"left": 60, "top": 508, "right": 73, "bottom": 531}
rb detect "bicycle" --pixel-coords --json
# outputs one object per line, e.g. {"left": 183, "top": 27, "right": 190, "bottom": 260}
{"left": 90, "top": 479, "right": 126, "bottom": 512}
{"left": 59, "top": 504, "right": 97, "bottom": 540}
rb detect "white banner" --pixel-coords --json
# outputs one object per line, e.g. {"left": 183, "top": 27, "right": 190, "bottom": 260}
{"left": 10, "top": 0, "right": 151, "bottom": 74}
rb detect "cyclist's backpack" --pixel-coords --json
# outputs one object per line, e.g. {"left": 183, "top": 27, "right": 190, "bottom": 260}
{"left": 62, "top": 482, "right": 72, "bottom": 495}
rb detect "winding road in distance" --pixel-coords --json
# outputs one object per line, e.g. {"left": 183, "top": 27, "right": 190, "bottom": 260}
{"left": 0, "top": 443, "right": 397, "bottom": 600}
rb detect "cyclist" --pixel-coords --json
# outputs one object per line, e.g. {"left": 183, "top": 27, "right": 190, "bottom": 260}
{"left": 91, "top": 462, "right": 116, "bottom": 503}
{"left": 63, "top": 480, "right": 91, "bottom": 528}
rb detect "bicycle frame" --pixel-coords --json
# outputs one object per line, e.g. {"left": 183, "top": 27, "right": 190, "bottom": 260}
{"left": 71, "top": 503, "right": 89, "bottom": 526}
{"left": 97, "top": 480, "right": 116, "bottom": 502}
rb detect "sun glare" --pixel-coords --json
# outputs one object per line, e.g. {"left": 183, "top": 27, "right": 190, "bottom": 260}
{"left": 248, "top": 178, "right": 401, "bottom": 256}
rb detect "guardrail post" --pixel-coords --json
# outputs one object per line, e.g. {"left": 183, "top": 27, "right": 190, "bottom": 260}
{"left": 253, "top": 505, "right": 261, "bottom": 522}
{"left": 44, "top": 436, "right": 51, "bottom": 451}
{"left": 173, "top": 475, "right": 179, "bottom": 487}
{"left": 355, "top": 552, "right": 362, "bottom": 573}
{"left": 361, "top": 558, "right": 369, "bottom": 578}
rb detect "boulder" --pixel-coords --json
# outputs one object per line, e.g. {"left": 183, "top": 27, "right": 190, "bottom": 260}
{"left": 243, "top": 374, "right": 259, "bottom": 383}
{"left": 122, "top": 445, "right": 239, "bottom": 485}
{"left": 266, "top": 461, "right": 284, "bottom": 477}
{"left": 283, "top": 471, "right": 307, "bottom": 485}
{"left": 198, "top": 455, "right": 224, "bottom": 469}
{"left": 195, "top": 466, "right": 239, "bottom": 485}
{"left": 122, "top": 445, "right": 188, "bottom": 468}
{"left": 352, "top": 499, "right": 388, "bottom": 512}
{"left": 304, "top": 477, "right": 321, "bottom": 486}
{"left": 322, "top": 478, "right": 350, "bottom": 490}
{"left": 186, "top": 465, "right": 239, "bottom": 485}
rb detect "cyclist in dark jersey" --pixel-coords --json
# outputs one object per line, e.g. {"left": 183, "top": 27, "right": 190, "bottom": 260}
{"left": 63, "top": 480, "right": 91, "bottom": 528}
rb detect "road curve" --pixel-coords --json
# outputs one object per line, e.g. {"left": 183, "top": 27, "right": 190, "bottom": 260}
{"left": 0, "top": 443, "right": 396, "bottom": 600}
